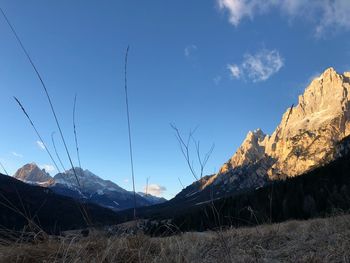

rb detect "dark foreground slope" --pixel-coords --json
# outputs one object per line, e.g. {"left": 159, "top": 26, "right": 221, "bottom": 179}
{"left": 119, "top": 139, "right": 350, "bottom": 233}
{"left": 0, "top": 174, "right": 120, "bottom": 233}
{"left": 1, "top": 214, "right": 349, "bottom": 262}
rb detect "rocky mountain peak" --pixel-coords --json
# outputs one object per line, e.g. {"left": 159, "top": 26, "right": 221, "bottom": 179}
{"left": 263, "top": 68, "right": 350, "bottom": 177}
{"left": 202, "top": 67, "right": 350, "bottom": 192}
{"left": 276, "top": 68, "right": 350, "bottom": 138}
{"left": 219, "top": 129, "right": 267, "bottom": 175}
{"left": 14, "top": 163, "right": 53, "bottom": 183}
{"left": 53, "top": 168, "right": 127, "bottom": 194}
{"left": 246, "top": 128, "right": 266, "bottom": 142}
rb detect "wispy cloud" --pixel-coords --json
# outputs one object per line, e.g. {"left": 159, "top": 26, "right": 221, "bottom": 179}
{"left": 217, "top": 0, "right": 350, "bottom": 36}
{"left": 39, "top": 164, "right": 55, "bottom": 174}
{"left": 11, "top": 152, "right": 23, "bottom": 158}
{"left": 123, "top": 178, "right": 129, "bottom": 184}
{"left": 228, "top": 49, "right": 284, "bottom": 82}
{"left": 144, "top": 184, "right": 166, "bottom": 197}
{"left": 36, "top": 140, "right": 45, "bottom": 150}
{"left": 227, "top": 64, "right": 241, "bottom": 79}
{"left": 217, "top": 0, "right": 273, "bottom": 26}
{"left": 184, "top": 44, "right": 197, "bottom": 57}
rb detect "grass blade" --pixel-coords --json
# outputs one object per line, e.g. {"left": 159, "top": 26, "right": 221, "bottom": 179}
{"left": 14, "top": 97, "right": 61, "bottom": 174}
{"left": 73, "top": 94, "right": 82, "bottom": 174}
{"left": 123, "top": 46, "right": 137, "bottom": 219}
{"left": 0, "top": 7, "right": 81, "bottom": 189}
{"left": 51, "top": 132, "right": 66, "bottom": 172}
{"left": 0, "top": 162, "right": 9, "bottom": 176}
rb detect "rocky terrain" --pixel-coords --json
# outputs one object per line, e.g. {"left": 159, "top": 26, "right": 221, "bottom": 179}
{"left": 194, "top": 68, "right": 350, "bottom": 196}
{"left": 13, "top": 163, "right": 54, "bottom": 186}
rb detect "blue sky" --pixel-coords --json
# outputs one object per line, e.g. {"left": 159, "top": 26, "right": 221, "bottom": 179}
{"left": 0, "top": 1, "right": 350, "bottom": 199}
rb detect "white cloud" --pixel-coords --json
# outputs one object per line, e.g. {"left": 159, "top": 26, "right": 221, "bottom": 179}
{"left": 144, "top": 184, "right": 166, "bottom": 197}
{"left": 11, "top": 152, "right": 23, "bottom": 158}
{"left": 36, "top": 140, "right": 45, "bottom": 150}
{"left": 314, "top": 0, "right": 350, "bottom": 36}
{"left": 217, "top": 0, "right": 350, "bottom": 35}
{"left": 39, "top": 164, "right": 56, "bottom": 174}
{"left": 184, "top": 44, "right": 197, "bottom": 57}
{"left": 228, "top": 49, "right": 284, "bottom": 82}
{"left": 242, "top": 49, "right": 284, "bottom": 81}
{"left": 227, "top": 64, "right": 241, "bottom": 79}
{"left": 123, "top": 178, "right": 129, "bottom": 184}
{"left": 217, "top": 0, "right": 274, "bottom": 26}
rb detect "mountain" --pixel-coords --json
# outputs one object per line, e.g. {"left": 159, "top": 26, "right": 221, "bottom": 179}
{"left": 13, "top": 164, "right": 166, "bottom": 211}
{"left": 137, "top": 192, "right": 167, "bottom": 204}
{"left": 13, "top": 163, "right": 53, "bottom": 186}
{"left": 53, "top": 168, "right": 164, "bottom": 210}
{"left": 0, "top": 173, "right": 120, "bottom": 234}
{"left": 116, "top": 67, "right": 350, "bottom": 232}
{"left": 210, "top": 68, "right": 350, "bottom": 190}
{"left": 119, "top": 135, "right": 350, "bottom": 234}
{"left": 172, "top": 67, "right": 350, "bottom": 202}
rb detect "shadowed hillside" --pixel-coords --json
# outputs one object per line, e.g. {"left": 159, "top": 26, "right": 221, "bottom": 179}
{"left": 117, "top": 136, "right": 350, "bottom": 234}
{"left": 0, "top": 174, "right": 121, "bottom": 234}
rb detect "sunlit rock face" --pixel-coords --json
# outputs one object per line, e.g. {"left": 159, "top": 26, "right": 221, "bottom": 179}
{"left": 13, "top": 163, "right": 54, "bottom": 186}
{"left": 204, "top": 67, "right": 350, "bottom": 192}
{"left": 221, "top": 129, "right": 267, "bottom": 173}
{"left": 265, "top": 67, "right": 350, "bottom": 178}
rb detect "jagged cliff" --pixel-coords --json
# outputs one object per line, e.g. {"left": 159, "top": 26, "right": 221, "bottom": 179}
{"left": 203, "top": 67, "right": 350, "bottom": 192}
{"left": 13, "top": 163, "right": 53, "bottom": 185}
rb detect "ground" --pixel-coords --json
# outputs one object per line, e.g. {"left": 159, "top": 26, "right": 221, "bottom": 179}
{"left": 0, "top": 214, "right": 349, "bottom": 262}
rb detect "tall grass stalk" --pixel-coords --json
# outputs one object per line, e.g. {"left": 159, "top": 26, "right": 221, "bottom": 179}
{"left": 1, "top": 8, "right": 92, "bottom": 226}
{"left": 123, "top": 46, "right": 137, "bottom": 219}
{"left": 73, "top": 94, "right": 82, "bottom": 175}
{"left": 0, "top": 7, "right": 81, "bottom": 190}
{"left": 51, "top": 132, "right": 66, "bottom": 172}
{"left": 14, "top": 97, "right": 61, "bottom": 174}
{"left": 0, "top": 162, "right": 9, "bottom": 176}
{"left": 178, "top": 177, "right": 185, "bottom": 189}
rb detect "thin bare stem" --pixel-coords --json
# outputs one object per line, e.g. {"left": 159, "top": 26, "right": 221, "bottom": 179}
{"left": 14, "top": 97, "right": 61, "bottom": 174}
{"left": 124, "top": 45, "right": 137, "bottom": 219}
{"left": 0, "top": 7, "right": 81, "bottom": 190}
{"left": 51, "top": 132, "right": 66, "bottom": 172}
{"left": 73, "top": 94, "right": 82, "bottom": 175}
{"left": 170, "top": 124, "right": 199, "bottom": 181}
{"left": 178, "top": 177, "right": 185, "bottom": 189}
{"left": 193, "top": 138, "right": 215, "bottom": 179}
{"left": 0, "top": 162, "right": 9, "bottom": 176}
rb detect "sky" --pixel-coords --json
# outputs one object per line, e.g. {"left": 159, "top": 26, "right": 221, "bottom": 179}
{"left": 0, "top": 0, "right": 350, "bottom": 199}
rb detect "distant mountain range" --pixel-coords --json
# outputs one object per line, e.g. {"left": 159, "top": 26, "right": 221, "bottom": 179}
{"left": 13, "top": 164, "right": 166, "bottom": 211}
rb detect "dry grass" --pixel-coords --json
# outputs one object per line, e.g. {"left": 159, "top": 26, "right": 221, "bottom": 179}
{"left": 0, "top": 214, "right": 349, "bottom": 263}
